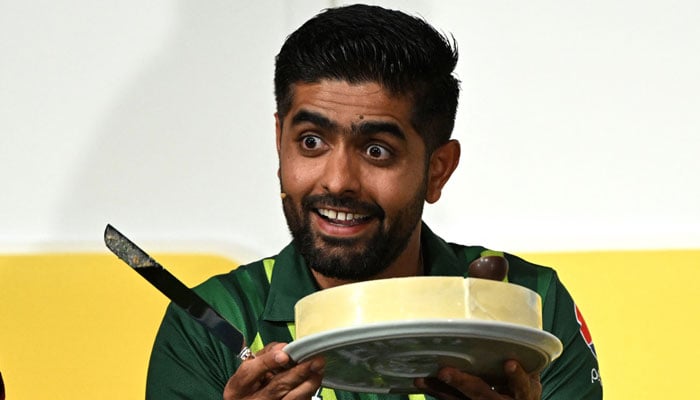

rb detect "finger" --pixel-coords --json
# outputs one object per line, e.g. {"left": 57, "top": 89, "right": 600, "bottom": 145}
{"left": 227, "top": 345, "right": 291, "bottom": 393}
{"left": 256, "top": 342, "right": 286, "bottom": 356}
{"left": 436, "top": 367, "right": 499, "bottom": 400}
{"left": 414, "top": 377, "right": 468, "bottom": 400}
{"left": 223, "top": 353, "right": 322, "bottom": 400}
{"left": 504, "top": 360, "right": 541, "bottom": 400}
{"left": 283, "top": 378, "right": 323, "bottom": 400}
{"left": 259, "top": 357, "right": 325, "bottom": 399}
{"left": 279, "top": 365, "right": 324, "bottom": 400}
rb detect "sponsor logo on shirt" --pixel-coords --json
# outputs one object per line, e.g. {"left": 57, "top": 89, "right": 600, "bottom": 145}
{"left": 575, "top": 304, "right": 597, "bottom": 358}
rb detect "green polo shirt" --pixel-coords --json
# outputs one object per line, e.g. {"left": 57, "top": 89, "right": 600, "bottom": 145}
{"left": 146, "top": 224, "right": 602, "bottom": 399}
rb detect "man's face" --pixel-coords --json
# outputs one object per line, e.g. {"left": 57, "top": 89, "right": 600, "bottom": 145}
{"left": 276, "top": 80, "right": 430, "bottom": 281}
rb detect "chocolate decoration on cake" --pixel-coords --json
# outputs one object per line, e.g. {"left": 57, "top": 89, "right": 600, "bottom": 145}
{"left": 468, "top": 255, "right": 509, "bottom": 281}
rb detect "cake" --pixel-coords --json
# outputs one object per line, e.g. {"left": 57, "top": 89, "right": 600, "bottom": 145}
{"left": 294, "top": 276, "right": 542, "bottom": 339}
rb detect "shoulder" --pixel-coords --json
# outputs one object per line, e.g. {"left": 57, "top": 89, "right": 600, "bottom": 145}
{"left": 188, "top": 256, "right": 278, "bottom": 325}
{"left": 503, "top": 252, "right": 558, "bottom": 295}
{"left": 195, "top": 258, "right": 270, "bottom": 295}
{"left": 440, "top": 238, "right": 559, "bottom": 292}
{"left": 422, "top": 225, "right": 558, "bottom": 291}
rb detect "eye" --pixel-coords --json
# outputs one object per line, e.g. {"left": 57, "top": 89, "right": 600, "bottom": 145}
{"left": 300, "top": 134, "right": 325, "bottom": 151}
{"left": 365, "top": 144, "right": 391, "bottom": 161}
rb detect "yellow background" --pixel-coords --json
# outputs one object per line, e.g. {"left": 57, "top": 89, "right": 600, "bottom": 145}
{"left": 1, "top": 250, "right": 698, "bottom": 399}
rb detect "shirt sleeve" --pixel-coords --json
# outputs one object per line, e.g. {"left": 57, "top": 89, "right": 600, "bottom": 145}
{"left": 145, "top": 302, "right": 239, "bottom": 400}
{"left": 540, "top": 271, "right": 603, "bottom": 400}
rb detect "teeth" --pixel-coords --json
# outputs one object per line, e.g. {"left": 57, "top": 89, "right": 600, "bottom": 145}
{"left": 319, "top": 208, "right": 366, "bottom": 221}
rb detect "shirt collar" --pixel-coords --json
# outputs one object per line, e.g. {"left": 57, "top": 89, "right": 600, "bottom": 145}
{"left": 262, "top": 242, "right": 318, "bottom": 322}
{"left": 262, "top": 222, "right": 464, "bottom": 322}
{"left": 420, "top": 223, "right": 463, "bottom": 276}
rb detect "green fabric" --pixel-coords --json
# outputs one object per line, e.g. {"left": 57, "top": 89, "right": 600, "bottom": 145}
{"left": 146, "top": 224, "right": 602, "bottom": 399}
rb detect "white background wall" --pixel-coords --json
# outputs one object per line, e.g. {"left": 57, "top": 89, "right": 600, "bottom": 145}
{"left": 2, "top": 0, "right": 698, "bottom": 260}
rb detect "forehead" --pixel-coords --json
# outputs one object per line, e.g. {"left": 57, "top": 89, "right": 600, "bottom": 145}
{"left": 285, "top": 80, "right": 415, "bottom": 126}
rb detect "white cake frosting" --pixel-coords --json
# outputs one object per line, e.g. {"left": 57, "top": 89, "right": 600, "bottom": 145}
{"left": 294, "top": 277, "right": 542, "bottom": 338}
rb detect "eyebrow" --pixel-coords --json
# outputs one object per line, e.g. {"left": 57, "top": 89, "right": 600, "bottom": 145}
{"left": 290, "top": 108, "right": 407, "bottom": 141}
{"left": 291, "top": 109, "right": 337, "bottom": 130}
{"left": 353, "top": 121, "right": 406, "bottom": 141}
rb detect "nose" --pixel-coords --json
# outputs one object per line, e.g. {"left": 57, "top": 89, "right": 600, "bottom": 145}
{"left": 320, "top": 147, "right": 361, "bottom": 196}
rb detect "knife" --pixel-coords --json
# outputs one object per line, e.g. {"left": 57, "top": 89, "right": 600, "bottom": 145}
{"left": 103, "top": 224, "right": 253, "bottom": 360}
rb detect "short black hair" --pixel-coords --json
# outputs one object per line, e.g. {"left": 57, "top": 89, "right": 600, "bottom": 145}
{"left": 274, "top": 4, "right": 460, "bottom": 154}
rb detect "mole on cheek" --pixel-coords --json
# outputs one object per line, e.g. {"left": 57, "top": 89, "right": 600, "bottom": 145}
{"left": 358, "top": 115, "right": 364, "bottom": 120}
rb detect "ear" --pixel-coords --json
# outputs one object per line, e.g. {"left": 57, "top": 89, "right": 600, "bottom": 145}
{"left": 275, "top": 112, "right": 282, "bottom": 155}
{"left": 275, "top": 113, "right": 283, "bottom": 178}
{"left": 425, "top": 140, "right": 460, "bottom": 204}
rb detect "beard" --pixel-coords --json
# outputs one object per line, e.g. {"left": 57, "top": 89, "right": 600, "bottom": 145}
{"left": 282, "top": 183, "right": 427, "bottom": 281}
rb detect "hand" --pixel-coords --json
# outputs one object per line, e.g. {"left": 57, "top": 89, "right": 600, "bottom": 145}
{"left": 414, "top": 360, "right": 541, "bottom": 400}
{"left": 223, "top": 342, "right": 325, "bottom": 400}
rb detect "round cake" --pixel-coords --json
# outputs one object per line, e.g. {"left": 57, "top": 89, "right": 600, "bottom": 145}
{"left": 294, "top": 276, "right": 543, "bottom": 339}
{"left": 287, "top": 277, "right": 560, "bottom": 393}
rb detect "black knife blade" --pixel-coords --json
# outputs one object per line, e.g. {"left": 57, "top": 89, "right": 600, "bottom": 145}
{"left": 104, "top": 224, "right": 251, "bottom": 358}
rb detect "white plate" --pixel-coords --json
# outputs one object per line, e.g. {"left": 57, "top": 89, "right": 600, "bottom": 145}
{"left": 284, "top": 319, "right": 562, "bottom": 394}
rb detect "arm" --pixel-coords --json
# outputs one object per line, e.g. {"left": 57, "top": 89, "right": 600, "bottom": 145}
{"left": 146, "top": 303, "right": 237, "bottom": 399}
{"left": 538, "top": 272, "right": 602, "bottom": 400}
{"left": 146, "top": 304, "right": 324, "bottom": 400}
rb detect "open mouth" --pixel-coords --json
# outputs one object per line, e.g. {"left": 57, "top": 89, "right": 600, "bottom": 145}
{"left": 316, "top": 208, "right": 372, "bottom": 226}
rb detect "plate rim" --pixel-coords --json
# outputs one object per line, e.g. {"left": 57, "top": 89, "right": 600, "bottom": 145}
{"left": 285, "top": 319, "right": 563, "bottom": 363}
{"left": 284, "top": 319, "right": 563, "bottom": 393}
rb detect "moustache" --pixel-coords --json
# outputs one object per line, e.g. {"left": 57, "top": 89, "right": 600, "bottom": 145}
{"left": 302, "top": 194, "right": 385, "bottom": 220}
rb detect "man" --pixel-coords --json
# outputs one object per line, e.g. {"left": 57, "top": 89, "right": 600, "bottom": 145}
{"left": 146, "top": 4, "right": 602, "bottom": 400}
